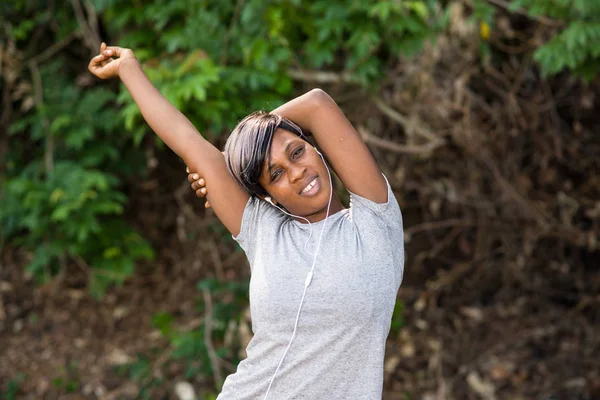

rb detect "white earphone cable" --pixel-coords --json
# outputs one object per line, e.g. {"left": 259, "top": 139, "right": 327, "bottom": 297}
{"left": 262, "top": 149, "right": 333, "bottom": 400}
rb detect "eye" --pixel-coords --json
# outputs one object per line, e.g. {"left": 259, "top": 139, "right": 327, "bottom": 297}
{"left": 270, "top": 169, "right": 282, "bottom": 182}
{"left": 292, "top": 145, "right": 305, "bottom": 160}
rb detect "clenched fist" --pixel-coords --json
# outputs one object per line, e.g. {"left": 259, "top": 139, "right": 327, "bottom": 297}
{"left": 88, "top": 42, "right": 137, "bottom": 80}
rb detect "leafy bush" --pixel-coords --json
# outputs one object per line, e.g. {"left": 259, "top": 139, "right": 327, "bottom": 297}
{"left": 1, "top": 46, "right": 154, "bottom": 295}
{"left": 3, "top": 0, "right": 598, "bottom": 395}
{"left": 153, "top": 279, "right": 249, "bottom": 383}
{"left": 103, "top": 0, "right": 440, "bottom": 143}
{"left": 473, "top": 0, "right": 600, "bottom": 80}
{"left": 512, "top": 0, "right": 600, "bottom": 79}
{"left": 1, "top": 0, "right": 440, "bottom": 295}
{"left": 0, "top": 375, "right": 24, "bottom": 400}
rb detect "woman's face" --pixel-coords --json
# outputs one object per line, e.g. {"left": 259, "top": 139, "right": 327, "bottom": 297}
{"left": 258, "top": 128, "right": 334, "bottom": 222}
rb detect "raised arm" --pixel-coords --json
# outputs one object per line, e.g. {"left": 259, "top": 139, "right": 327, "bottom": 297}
{"left": 89, "top": 43, "right": 249, "bottom": 235}
{"left": 272, "top": 89, "right": 388, "bottom": 204}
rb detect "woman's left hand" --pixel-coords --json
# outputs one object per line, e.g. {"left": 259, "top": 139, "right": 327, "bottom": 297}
{"left": 186, "top": 167, "right": 211, "bottom": 208}
{"left": 88, "top": 42, "right": 137, "bottom": 80}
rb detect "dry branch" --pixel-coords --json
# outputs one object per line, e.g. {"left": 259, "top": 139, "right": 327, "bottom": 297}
{"left": 202, "top": 287, "right": 223, "bottom": 390}
{"left": 28, "top": 60, "right": 53, "bottom": 174}
{"left": 287, "top": 69, "right": 360, "bottom": 84}
{"left": 358, "top": 126, "right": 444, "bottom": 156}
{"left": 70, "top": 0, "right": 101, "bottom": 53}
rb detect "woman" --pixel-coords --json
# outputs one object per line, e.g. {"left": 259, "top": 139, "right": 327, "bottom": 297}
{"left": 89, "top": 43, "right": 404, "bottom": 399}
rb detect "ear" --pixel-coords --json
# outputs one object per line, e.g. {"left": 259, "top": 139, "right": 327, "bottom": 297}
{"left": 264, "top": 196, "right": 277, "bottom": 205}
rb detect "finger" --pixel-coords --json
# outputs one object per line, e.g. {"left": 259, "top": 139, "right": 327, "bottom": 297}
{"left": 196, "top": 178, "right": 205, "bottom": 187}
{"left": 88, "top": 53, "right": 107, "bottom": 69}
{"left": 187, "top": 173, "right": 197, "bottom": 183}
{"left": 103, "top": 46, "right": 125, "bottom": 58}
{"left": 205, "top": 201, "right": 211, "bottom": 209}
{"left": 196, "top": 188, "right": 205, "bottom": 198}
{"left": 101, "top": 42, "right": 106, "bottom": 53}
{"left": 186, "top": 166, "right": 189, "bottom": 173}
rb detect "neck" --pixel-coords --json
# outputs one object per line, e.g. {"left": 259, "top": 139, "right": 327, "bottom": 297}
{"left": 298, "top": 193, "right": 345, "bottom": 224}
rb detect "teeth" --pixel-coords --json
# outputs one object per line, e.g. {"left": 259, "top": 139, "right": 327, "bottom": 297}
{"left": 302, "top": 178, "right": 317, "bottom": 194}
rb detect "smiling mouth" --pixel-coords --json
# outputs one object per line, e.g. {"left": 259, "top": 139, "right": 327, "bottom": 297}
{"left": 300, "top": 177, "right": 318, "bottom": 194}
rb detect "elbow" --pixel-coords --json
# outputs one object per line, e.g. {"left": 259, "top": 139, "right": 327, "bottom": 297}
{"left": 308, "top": 88, "right": 332, "bottom": 106}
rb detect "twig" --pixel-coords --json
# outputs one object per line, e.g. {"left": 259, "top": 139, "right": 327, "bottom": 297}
{"left": 372, "top": 96, "right": 443, "bottom": 143}
{"left": 406, "top": 219, "right": 474, "bottom": 236}
{"left": 0, "top": 40, "right": 14, "bottom": 176}
{"left": 207, "top": 238, "right": 225, "bottom": 282}
{"left": 73, "top": 255, "right": 91, "bottom": 277}
{"left": 287, "top": 69, "right": 360, "bottom": 84}
{"left": 202, "top": 287, "right": 223, "bottom": 390}
{"left": 486, "top": 0, "right": 562, "bottom": 27}
{"left": 220, "top": 0, "right": 246, "bottom": 64}
{"left": 25, "top": 31, "right": 78, "bottom": 66}
{"left": 83, "top": 0, "right": 100, "bottom": 40}
{"left": 174, "top": 180, "right": 201, "bottom": 221}
{"left": 427, "top": 260, "right": 473, "bottom": 291}
{"left": 28, "top": 60, "right": 53, "bottom": 174}
{"left": 478, "top": 153, "right": 551, "bottom": 229}
{"left": 70, "top": 0, "right": 101, "bottom": 53}
{"left": 358, "top": 126, "right": 443, "bottom": 156}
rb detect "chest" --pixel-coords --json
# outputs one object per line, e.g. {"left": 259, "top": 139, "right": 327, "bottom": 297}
{"left": 248, "top": 223, "right": 397, "bottom": 332}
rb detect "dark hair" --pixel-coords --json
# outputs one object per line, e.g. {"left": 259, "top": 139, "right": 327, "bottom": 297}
{"left": 224, "top": 111, "right": 305, "bottom": 197}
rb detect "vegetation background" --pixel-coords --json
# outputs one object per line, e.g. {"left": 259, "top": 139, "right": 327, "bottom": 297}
{"left": 1, "top": 0, "right": 599, "bottom": 398}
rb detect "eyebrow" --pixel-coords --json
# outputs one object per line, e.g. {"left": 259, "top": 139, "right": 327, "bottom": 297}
{"left": 267, "top": 140, "right": 299, "bottom": 175}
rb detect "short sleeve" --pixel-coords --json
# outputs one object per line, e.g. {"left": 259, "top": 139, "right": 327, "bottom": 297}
{"left": 348, "top": 174, "right": 403, "bottom": 233}
{"left": 232, "top": 196, "right": 283, "bottom": 263}
{"left": 348, "top": 174, "right": 404, "bottom": 287}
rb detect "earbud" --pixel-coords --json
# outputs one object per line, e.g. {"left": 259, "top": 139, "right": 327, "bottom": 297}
{"left": 265, "top": 196, "right": 274, "bottom": 205}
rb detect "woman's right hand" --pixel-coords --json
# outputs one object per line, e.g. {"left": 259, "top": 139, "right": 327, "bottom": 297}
{"left": 187, "top": 167, "right": 211, "bottom": 208}
{"left": 88, "top": 42, "right": 137, "bottom": 80}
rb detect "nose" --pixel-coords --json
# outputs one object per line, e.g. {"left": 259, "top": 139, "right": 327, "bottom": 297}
{"left": 288, "top": 164, "right": 306, "bottom": 183}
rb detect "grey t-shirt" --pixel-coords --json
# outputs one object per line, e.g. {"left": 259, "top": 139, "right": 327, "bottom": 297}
{"left": 218, "top": 175, "right": 404, "bottom": 399}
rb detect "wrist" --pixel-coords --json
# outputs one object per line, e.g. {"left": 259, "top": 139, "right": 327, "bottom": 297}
{"left": 118, "top": 57, "right": 141, "bottom": 79}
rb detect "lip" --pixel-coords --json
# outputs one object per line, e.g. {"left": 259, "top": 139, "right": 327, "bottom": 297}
{"left": 299, "top": 176, "right": 320, "bottom": 196}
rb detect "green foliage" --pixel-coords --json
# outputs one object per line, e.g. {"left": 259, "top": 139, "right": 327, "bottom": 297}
{"left": 472, "top": 0, "right": 600, "bottom": 80}
{"left": 471, "top": 1, "right": 496, "bottom": 26}
{"left": 156, "top": 279, "right": 249, "bottom": 384}
{"left": 113, "top": 279, "right": 250, "bottom": 396}
{"left": 101, "top": 0, "right": 440, "bottom": 144}
{"left": 1, "top": 0, "right": 439, "bottom": 390}
{"left": 389, "top": 300, "right": 406, "bottom": 337}
{"left": 51, "top": 362, "right": 80, "bottom": 394}
{"left": 533, "top": 20, "right": 600, "bottom": 80}
{"left": 7, "top": 0, "right": 598, "bottom": 393}
{"left": 511, "top": 0, "right": 600, "bottom": 79}
{"left": 1, "top": 3, "right": 153, "bottom": 296}
{"left": 1, "top": 0, "right": 441, "bottom": 296}
{"left": 0, "top": 374, "right": 25, "bottom": 400}
{"left": 115, "top": 354, "right": 163, "bottom": 400}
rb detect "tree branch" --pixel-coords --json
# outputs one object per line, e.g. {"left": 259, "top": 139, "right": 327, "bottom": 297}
{"left": 486, "top": 0, "right": 562, "bottom": 27}
{"left": 287, "top": 69, "right": 361, "bottom": 84}
{"left": 70, "top": 0, "right": 101, "bottom": 53}
{"left": 358, "top": 126, "right": 443, "bottom": 156}
{"left": 26, "top": 31, "right": 78, "bottom": 66}
{"left": 372, "top": 96, "right": 443, "bottom": 143}
{"left": 28, "top": 60, "right": 53, "bottom": 174}
{"left": 202, "top": 287, "right": 223, "bottom": 390}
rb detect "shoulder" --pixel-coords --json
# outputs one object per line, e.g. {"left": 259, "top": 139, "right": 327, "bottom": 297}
{"left": 233, "top": 196, "right": 287, "bottom": 250}
{"left": 349, "top": 174, "right": 403, "bottom": 231}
